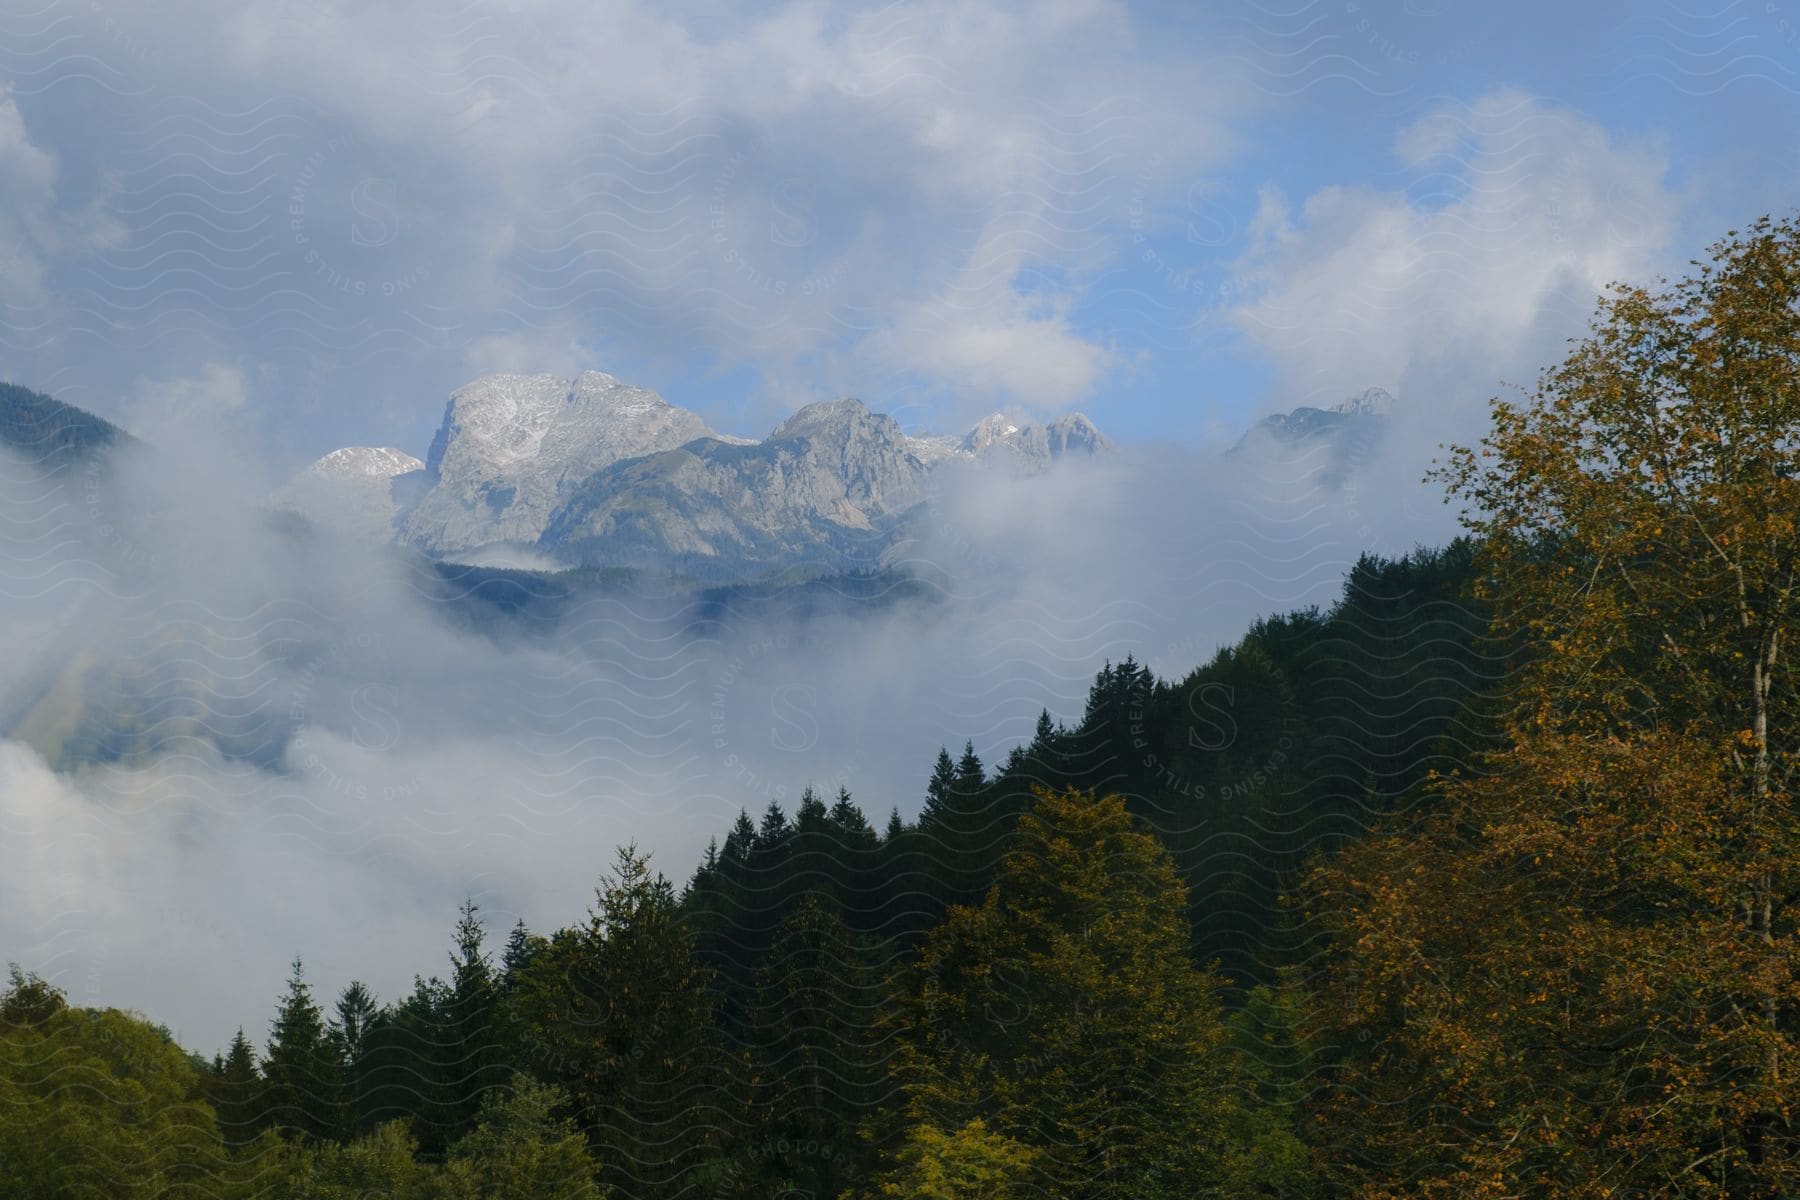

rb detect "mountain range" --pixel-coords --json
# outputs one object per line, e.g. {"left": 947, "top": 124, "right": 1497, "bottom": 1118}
{"left": 0, "top": 374, "right": 1391, "bottom": 583}
{"left": 289, "top": 371, "right": 1115, "bottom": 579}
{"left": 0, "top": 375, "right": 1394, "bottom": 768}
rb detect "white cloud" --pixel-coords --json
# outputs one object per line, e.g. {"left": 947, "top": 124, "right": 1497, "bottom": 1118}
{"left": 121, "top": 363, "right": 254, "bottom": 437}
{"left": 461, "top": 326, "right": 594, "bottom": 383}
{"left": 1229, "top": 89, "right": 1679, "bottom": 426}
{"left": 0, "top": 91, "right": 72, "bottom": 310}
{"left": 872, "top": 290, "right": 1115, "bottom": 410}
{"left": 3, "top": 0, "right": 1245, "bottom": 439}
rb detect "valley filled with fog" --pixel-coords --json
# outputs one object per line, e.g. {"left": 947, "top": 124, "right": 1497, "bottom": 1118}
{"left": 1, "top": 373, "right": 1445, "bottom": 1047}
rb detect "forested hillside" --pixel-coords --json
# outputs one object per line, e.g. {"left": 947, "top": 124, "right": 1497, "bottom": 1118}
{"left": 0, "top": 382, "right": 130, "bottom": 469}
{"left": 0, "top": 535, "right": 1496, "bottom": 1199}
{"left": 9, "top": 216, "right": 1800, "bottom": 1197}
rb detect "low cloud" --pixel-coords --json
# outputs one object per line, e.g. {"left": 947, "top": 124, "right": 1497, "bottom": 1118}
{"left": 0, "top": 397, "right": 1455, "bottom": 1050}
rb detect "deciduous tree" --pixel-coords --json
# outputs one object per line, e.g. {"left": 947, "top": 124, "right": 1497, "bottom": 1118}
{"left": 1308, "top": 215, "right": 1800, "bottom": 1196}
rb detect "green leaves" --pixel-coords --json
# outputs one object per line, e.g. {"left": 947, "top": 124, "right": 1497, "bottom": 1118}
{"left": 881, "top": 788, "right": 1311, "bottom": 1199}
{"left": 0, "top": 973, "right": 242, "bottom": 1200}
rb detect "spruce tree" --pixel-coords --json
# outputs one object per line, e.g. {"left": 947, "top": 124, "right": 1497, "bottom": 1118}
{"left": 721, "top": 809, "right": 757, "bottom": 869}
{"left": 829, "top": 787, "right": 874, "bottom": 841}
{"left": 261, "top": 957, "right": 344, "bottom": 1142}
{"left": 212, "top": 1027, "right": 262, "bottom": 1149}
{"left": 954, "top": 741, "right": 984, "bottom": 792}
{"left": 438, "top": 899, "right": 509, "bottom": 1148}
{"left": 746, "top": 892, "right": 888, "bottom": 1196}
{"left": 329, "top": 982, "right": 379, "bottom": 1138}
{"left": 331, "top": 981, "right": 377, "bottom": 1066}
{"left": 356, "top": 975, "right": 446, "bottom": 1142}
{"left": 921, "top": 747, "right": 957, "bottom": 829}
{"left": 513, "top": 846, "right": 737, "bottom": 1198}
{"left": 500, "top": 919, "right": 539, "bottom": 986}
{"left": 794, "top": 785, "right": 830, "bottom": 832}
{"left": 755, "top": 799, "right": 790, "bottom": 847}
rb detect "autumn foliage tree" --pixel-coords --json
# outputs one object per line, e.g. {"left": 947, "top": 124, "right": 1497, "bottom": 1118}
{"left": 1305, "top": 215, "right": 1800, "bottom": 1196}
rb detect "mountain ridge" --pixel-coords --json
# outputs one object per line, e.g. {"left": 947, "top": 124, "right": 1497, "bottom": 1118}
{"left": 336, "top": 372, "right": 1118, "bottom": 577}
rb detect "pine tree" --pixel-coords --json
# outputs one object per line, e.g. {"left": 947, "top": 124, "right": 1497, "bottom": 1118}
{"left": 212, "top": 1027, "right": 262, "bottom": 1149}
{"left": 829, "top": 787, "right": 873, "bottom": 840}
{"left": 954, "top": 741, "right": 984, "bottom": 792}
{"left": 745, "top": 892, "right": 887, "bottom": 1197}
{"left": 721, "top": 809, "right": 757, "bottom": 868}
{"left": 756, "top": 799, "right": 790, "bottom": 847}
{"left": 331, "top": 981, "right": 377, "bottom": 1067}
{"left": 437, "top": 899, "right": 509, "bottom": 1148}
{"left": 261, "top": 957, "right": 343, "bottom": 1141}
{"left": 500, "top": 919, "right": 539, "bottom": 986}
{"left": 794, "top": 784, "right": 830, "bottom": 832}
{"left": 921, "top": 748, "right": 957, "bottom": 828}
{"left": 513, "top": 845, "right": 736, "bottom": 1198}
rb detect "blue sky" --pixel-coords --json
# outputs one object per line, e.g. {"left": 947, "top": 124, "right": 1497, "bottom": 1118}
{"left": 1, "top": 0, "right": 1795, "bottom": 463}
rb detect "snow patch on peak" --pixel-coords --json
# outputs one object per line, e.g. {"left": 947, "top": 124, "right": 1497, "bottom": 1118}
{"left": 954, "top": 411, "right": 1112, "bottom": 468}
{"left": 276, "top": 446, "right": 426, "bottom": 544}
{"left": 770, "top": 397, "right": 876, "bottom": 441}
{"left": 304, "top": 446, "right": 424, "bottom": 480}
{"left": 402, "top": 370, "right": 716, "bottom": 556}
{"left": 904, "top": 432, "right": 965, "bottom": 464}
{"left": 960, "top": 412, "right": 1022, "bottom": 455}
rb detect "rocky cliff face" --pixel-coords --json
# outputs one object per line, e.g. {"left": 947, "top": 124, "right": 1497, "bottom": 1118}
{"left": 541, "top": 398, "right": 932, "bottom": 576}
{"left": 301, "top": 371, "right": 1111, "bottom": 578}
{"left": 400, "top": 372, "right": 715, "bottom": 555}
{"left": 954, "top": 411, "right": 1113, "bottom": 469}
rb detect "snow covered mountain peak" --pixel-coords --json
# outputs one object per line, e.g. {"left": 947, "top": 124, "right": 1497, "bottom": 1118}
{"left": 960, "top": 412, "right": 1023, "bottom": 455}
{"left": 955, "top": 410, "right": 1113, "bottom": 466}
{"left": 275, "top": 446, "right": 426, "bottom": 543}
{"left": 404, "top": 371, "right": 715, "bottom": 555}
{"left": 304, "top": 446, "right": 423, "bottom": 480}
{"left": 301, "top": 369, "right": 1114, "bottom": 575}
